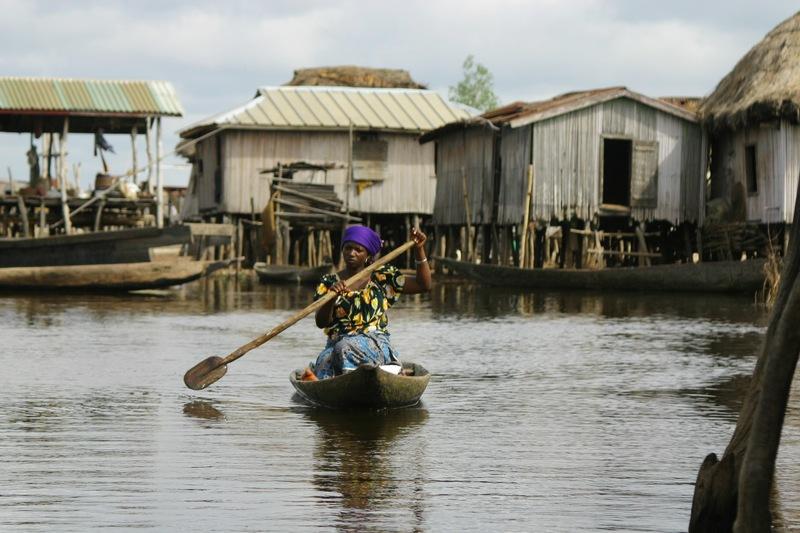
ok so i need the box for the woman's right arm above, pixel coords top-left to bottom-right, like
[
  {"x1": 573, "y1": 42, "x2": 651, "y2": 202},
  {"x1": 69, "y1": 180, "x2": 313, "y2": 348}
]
[{"x1": 314, "y1": 280, "x2": 347, "y2": 328}]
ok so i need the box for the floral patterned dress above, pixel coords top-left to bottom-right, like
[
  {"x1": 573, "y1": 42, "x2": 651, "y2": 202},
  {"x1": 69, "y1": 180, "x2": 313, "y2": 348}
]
[{"x1": 310, "y1": 265, "x2": 405, "y2": 379}]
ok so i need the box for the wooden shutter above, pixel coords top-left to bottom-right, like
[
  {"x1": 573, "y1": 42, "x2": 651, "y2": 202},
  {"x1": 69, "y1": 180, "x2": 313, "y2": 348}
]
[
  {"x1": 353, "y1": 138, "x2": 388, "y2": 181},
  {"x1": 631, "y1": 140, "x2": 658, "y2": 208}
]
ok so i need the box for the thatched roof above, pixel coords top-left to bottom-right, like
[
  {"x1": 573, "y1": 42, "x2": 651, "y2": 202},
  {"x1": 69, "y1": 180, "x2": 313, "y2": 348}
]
[
  {"x1": 285, "y1": 66, "x2": 426, "y2": 89},
  {"x1": 700, "y1": 11, "x2": 800, "y2": 130}
]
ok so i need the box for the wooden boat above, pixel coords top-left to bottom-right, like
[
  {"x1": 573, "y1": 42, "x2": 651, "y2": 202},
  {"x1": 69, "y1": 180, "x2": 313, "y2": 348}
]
[
  {"x1": 436, "y1": 256, "x2": 767, "y2": 293},
  {"x1": 290, "y1": 362, "x2": 430, "y2": 409},
  {"x1": 0, "y1": 259, "x2": 229, "y2": 291},
  {"x1": 254, "y1": 262, "x2": 333, "y2": 284},
  {"x1": 0, "y1": 226, "x2": 191, "y2": 268}
]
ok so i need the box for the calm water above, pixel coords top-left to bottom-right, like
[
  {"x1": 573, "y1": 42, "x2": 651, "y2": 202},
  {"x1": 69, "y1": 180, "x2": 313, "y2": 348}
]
[{"x1": 2, "y1": 276, "x2": 799, "y2": 532}]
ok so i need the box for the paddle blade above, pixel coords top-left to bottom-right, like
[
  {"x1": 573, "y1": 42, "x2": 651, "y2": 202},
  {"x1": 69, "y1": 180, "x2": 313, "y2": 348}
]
[{"x1": 184, "y1": 356, "x2": 228, "y2": 390}]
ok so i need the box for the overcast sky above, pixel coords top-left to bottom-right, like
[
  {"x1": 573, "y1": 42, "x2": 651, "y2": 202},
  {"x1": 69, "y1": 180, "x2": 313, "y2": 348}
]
[{"x1": 0, "y1": 0, "x2": 797, "y2": 187}]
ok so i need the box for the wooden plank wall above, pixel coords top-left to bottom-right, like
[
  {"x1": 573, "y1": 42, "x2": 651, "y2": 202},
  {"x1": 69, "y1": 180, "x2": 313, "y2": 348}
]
[
  {"x1": 785, "y1": 122, "x2": 800, "y2": 224},
  {"x1": 194, "y1": 130, "x2": 436, "y2": 216},
  {"x1": 710, "y1": 123, "x2": 791, "y2": 224},
  {"x1": 431, "y1": 126, "x2": 495, "y2": 225},
  {"x1": 497, "y1": 125, "x2": 531, "y2": 224},
  {"x1": 531, "y1": 105, "x2": 601, "y2": 221}
]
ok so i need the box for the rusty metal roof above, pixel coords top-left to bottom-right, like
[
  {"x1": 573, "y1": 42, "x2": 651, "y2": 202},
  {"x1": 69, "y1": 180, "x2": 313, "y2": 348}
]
[
  {"x1": 0, "y1": 77, "x2": 183, "y2": 116},
  {"x1": 420, "y1": 87, "x2": 698, "y2": 143},
  {"x1": 179, "y1": 86, "x2": 471, "y2": 138}
]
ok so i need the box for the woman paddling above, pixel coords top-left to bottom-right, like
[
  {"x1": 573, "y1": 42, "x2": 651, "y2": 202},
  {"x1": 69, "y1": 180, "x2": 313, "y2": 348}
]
[{"x1": 302, "y1": 225, "x2": 431, "y2": 380}]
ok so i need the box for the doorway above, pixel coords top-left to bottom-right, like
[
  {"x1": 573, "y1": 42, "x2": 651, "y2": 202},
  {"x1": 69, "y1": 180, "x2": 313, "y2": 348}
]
[{"x1": 602, "y1": 138, "x2": 632, "y2": 206}]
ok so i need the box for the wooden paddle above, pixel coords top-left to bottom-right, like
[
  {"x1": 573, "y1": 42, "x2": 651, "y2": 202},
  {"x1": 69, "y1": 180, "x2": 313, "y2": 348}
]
[{"x1": 183, "y1": 239, "x2": 417, "y2": 390}]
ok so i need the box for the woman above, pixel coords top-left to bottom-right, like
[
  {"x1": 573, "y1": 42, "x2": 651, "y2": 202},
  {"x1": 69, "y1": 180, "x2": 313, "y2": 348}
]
[{"x1": 303, "y1": 225, "x2": 431, "y2": 380}]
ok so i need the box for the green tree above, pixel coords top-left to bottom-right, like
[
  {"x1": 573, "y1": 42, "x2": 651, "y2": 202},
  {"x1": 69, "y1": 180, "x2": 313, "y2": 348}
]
[{"x1": 448, "y1": 54, "x2": 499, "y2": 112}]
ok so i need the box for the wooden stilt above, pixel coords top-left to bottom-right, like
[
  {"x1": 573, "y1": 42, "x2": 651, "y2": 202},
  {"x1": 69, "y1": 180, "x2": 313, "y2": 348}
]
[
  {"x1": 93, "y1": 199, "x2": 106, "y2": 231},
  {"x1": 16, "y1": 196, "x2": 30, "y2": 237},
  {"x1": 59, "y1": 118, "x2": 72, "y2": 234}
]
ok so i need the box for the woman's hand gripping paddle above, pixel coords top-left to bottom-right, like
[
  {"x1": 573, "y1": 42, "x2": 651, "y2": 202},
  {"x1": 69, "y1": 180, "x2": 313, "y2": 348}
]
[{"x1": 183, "y1": 240, "x2": 417, "y2": 390}]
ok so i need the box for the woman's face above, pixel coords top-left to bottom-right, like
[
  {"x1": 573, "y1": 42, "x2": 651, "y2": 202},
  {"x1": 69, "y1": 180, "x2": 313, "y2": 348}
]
[{"x1": 342, "y1": 241, "x2": 370, "y2": 268}]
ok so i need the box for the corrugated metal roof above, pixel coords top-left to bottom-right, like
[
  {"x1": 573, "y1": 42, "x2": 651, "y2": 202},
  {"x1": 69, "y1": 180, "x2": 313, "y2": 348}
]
[
  {"x1": 0, "y1": 77, "x2": 183, "y2": 116},
  {"x1": 420, "y1": 87, "x2": 698, "y2": 143},
  {"x1": 179, "y1": 86, "x2": 471, "y2": 138}
]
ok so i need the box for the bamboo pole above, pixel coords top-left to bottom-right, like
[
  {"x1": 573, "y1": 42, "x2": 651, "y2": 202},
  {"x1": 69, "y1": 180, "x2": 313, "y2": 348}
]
[{"x1": 519, "y1": 164, "x2": 534, "y2": 268}]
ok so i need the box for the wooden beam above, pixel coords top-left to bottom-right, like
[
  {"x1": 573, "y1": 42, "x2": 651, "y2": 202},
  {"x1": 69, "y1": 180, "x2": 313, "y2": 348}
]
[
  {"x1": 461, "y1": 166, "x2": 473, "y2": 262},
  {"x1": 131, "y1": 126, "x2": 138, "y2": 185},
  {"x1": 273, "y1": 197, "x2": 361, "y2": 221},
  {"x1": 156, "y1": 117, "x2": 163, "y2": 228},
  {"x1": 16, "y1": 195, "x2": 29, "y2": 237},
  {"x1": 272, "y1": 184, "x2": 342, "y2": 209},
  {"x1": 519, "y1": 164, "x2": 534, "y2": 267},
  {"x1": 59, "y1": 117, "x2": 72, "y2": 234}
]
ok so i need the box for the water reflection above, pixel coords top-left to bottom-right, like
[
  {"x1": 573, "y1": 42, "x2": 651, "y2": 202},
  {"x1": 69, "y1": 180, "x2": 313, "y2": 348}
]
[
  {"x1": 305, "y1": 407, "x2": 429, "y2": 532},
  {"x1": 182, "y1": 400, "x2": 225, "y2": 421},
  {"x1": 429, "y1": 281, "x2": 764, "y2": 323}
]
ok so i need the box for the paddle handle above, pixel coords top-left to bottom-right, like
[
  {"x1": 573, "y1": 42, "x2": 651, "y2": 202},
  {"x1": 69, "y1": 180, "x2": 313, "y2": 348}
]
[{"x1": 219, "y1": 239, "x2": 417, "y2": 366}]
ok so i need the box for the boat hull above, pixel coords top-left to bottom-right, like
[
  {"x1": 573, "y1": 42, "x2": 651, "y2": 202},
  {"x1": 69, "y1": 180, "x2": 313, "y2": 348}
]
[
  {"x1": 290, "y1": 362, "x2": 430, "y2": 409},
  {"x1": 0, "y1": 226, "x2": 191, "y2": 268},
  {"x1": 436, "y1": 256, "x2": 766, "y2": 293},
  {"x1": 0, "y1": 259, "x2": 229, "y2": 291}
]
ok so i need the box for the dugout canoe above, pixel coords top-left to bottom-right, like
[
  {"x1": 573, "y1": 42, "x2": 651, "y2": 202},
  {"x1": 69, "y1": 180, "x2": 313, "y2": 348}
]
[
  {"x1": 254, "y1": 263, "x2": 333, "y2": 284},
  {"x1": 436, "y1": 256, "x2": 767, "y2": 294},
  {"x1": 290, "y1": 362, "x2": 430, "y2": 409},
  {"x1": 0, "y1": 259, "x2": 230, "y2": 291}
]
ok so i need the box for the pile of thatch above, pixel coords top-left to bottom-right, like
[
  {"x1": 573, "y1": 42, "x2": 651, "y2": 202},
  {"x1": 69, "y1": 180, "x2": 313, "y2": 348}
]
[
  {"x1": 285, "y1": 66, "x2": 426, "y2": 89},
  {"x1": 700, "y1": 11, "x2": 800, "y2": 130}
]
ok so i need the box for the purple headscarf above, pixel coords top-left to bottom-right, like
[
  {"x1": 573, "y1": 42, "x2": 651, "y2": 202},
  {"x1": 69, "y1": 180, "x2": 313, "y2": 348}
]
[{"x1": 342, "y1": 225, "x2": 382, "y2": 257}]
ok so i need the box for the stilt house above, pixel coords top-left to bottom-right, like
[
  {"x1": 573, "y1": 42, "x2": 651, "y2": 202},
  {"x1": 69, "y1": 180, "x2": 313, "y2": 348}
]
[
  {"x1": 178, "y1": 84, "x2": 469, "y2": 264},
  {"x1": 700, "y1": 11, "x2": 800, "y2": 227},
  {"x1": 421, "y1": 87, "x2": 704, "y2": 265}
]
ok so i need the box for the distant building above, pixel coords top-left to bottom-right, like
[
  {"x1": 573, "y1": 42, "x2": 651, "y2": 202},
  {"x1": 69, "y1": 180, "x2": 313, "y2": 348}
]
[{"x1": 700, "y1": 11, "x2": 800, "y2": 225}]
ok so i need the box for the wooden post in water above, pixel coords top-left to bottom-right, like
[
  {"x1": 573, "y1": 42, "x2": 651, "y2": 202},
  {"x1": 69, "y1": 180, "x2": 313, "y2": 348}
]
[
  {"x1": 43, "y1": 133, "x2": 51, "y2": 185},
  {"x1": 461, "y1": 166, "x2": 473, "y2": 262},
  {"x1": 131, "y1": 126, "x2": 138, "y2": 185},
  {"x1": 156, "y1": 117, "x2": 164, "y2": 228},
  {"x1": 16, "y1": 195, "x2": 30, "y2": 237},
  {"x1": 38, "y1": 198, "x2": 47, "y2": 237},
  {"x1": 145, "y1": 117, "x2": 153, "y2": 193},
  {"x1": 59, "y1": 117, "x2": 72, "y2": 234},
  {"x1": 519, "y1": 164, "x2": 534, "y2": 268}
]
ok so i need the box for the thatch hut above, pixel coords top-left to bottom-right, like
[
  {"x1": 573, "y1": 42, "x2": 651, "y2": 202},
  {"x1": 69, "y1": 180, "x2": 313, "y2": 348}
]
[{"x1": 700, "y1": 11, "x2": 800, "y2": 226}]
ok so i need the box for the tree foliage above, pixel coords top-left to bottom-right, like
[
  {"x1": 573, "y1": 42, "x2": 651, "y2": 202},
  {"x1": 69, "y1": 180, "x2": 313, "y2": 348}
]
[{"x1": 448, "y1": 54, "x2": 499, "y2": 112}]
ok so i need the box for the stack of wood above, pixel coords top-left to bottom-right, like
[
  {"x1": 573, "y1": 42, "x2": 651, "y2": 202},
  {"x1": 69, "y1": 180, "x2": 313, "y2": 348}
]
[{"x1": 262, "y1": 177, "x2": 360, "y2": 267}]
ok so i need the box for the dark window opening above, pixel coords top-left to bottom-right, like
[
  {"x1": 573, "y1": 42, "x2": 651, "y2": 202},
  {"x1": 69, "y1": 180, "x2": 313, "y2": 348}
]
[
  {"x1": 602, "y1": 138, "x2": 632, "y2": 206},
  {"x1": 745, "y1": 144, "x2": 758, "y2": 194}
]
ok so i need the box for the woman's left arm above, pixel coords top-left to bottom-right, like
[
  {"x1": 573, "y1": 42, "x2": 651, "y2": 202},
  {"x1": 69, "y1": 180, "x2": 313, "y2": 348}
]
[{"x1": 402, "y1": 227, "x2": 432, "y2": 294}]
